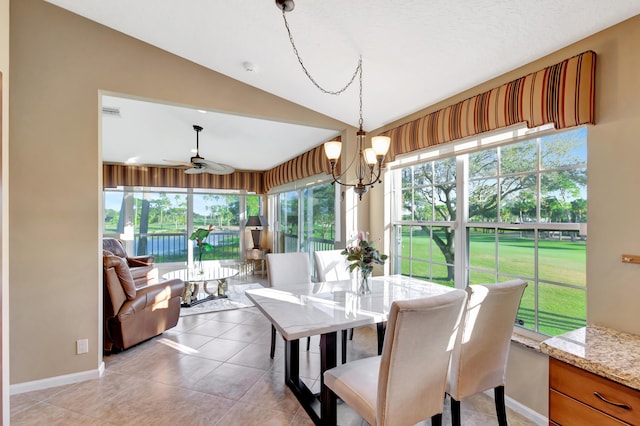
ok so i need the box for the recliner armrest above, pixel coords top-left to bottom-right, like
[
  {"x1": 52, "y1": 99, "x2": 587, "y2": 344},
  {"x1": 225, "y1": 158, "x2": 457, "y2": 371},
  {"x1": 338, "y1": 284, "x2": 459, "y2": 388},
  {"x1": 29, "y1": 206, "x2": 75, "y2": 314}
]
[
  {"x1": 117, "y1": 279, "x2": 183, "y2": 318},
  {"x1": 127, "y1": 255, "x2": 156, "y2": 267}
]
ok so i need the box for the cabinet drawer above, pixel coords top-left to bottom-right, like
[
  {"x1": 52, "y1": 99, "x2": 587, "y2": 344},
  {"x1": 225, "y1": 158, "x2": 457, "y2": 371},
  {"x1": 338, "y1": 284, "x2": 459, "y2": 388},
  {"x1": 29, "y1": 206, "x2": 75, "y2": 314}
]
[
  {"x1": 550, "y1": 389, "x2": 627, "y2": 425},
  {"x1": 550, "y1": 358, "x2": 640, "y2": 424}
]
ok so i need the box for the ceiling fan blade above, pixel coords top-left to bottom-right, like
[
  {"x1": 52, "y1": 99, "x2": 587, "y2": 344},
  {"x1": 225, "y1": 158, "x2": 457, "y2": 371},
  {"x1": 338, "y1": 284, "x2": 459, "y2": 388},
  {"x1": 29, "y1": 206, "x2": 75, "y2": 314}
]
[
  {"x1": 164, "y1": 159, "x2": 195, "y2": 168},
  {"x1": 204, "y1": 162, "x2": 235, "y2": 175},
  {"x1": 184, "y1": 166, "x2": 206, "y2": 175}
]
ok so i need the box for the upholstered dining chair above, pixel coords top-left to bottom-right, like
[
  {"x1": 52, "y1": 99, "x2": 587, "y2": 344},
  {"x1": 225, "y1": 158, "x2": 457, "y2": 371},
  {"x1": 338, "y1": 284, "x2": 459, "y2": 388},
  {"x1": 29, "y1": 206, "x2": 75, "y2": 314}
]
[
  {"x1": 313, "y1": 249, "x2": 351, "y2": 282},
  {"x1": 446, "y1": 279, "x2": 527, "y2": 426},
  {"x1": 324, "y1": 289, "x2": 468, "y2": 426},
  {"x1": 266, "y1": 252, "x2": 312, "y2": 359},
  {"x1": 313, "y1": 249, "x2": 358, "y2": 363},
  {"x1": 314, "y1": 249, "x2": 386, "y2": 361}
]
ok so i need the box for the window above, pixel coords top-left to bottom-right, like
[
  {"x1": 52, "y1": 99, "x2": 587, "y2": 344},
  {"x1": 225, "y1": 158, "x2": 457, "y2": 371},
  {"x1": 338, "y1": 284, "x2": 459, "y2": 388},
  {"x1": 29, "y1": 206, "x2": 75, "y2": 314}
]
[
  {"x1": 270, "y1": 180, "x2": 337, "y2": 276},
  {"x1": 392, "y1": 126, "x2": 587, "y2": 336},
  {"x1": 103, "y1": 187, "x2": 259, "y2": 264}
]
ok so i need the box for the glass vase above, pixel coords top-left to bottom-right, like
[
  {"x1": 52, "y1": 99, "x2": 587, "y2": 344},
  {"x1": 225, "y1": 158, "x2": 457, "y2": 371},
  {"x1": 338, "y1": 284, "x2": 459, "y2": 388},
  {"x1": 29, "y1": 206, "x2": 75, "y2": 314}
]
[{"x1": 358, "y1": 269, "x2": 371, "y2": 295}]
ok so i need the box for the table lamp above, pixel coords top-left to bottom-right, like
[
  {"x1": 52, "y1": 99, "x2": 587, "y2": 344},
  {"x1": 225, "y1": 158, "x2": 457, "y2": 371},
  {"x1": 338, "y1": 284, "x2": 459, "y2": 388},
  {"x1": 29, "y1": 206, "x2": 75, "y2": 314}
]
[{"x1": 246, "y1": 215, "x2": 268, "y2": 249}]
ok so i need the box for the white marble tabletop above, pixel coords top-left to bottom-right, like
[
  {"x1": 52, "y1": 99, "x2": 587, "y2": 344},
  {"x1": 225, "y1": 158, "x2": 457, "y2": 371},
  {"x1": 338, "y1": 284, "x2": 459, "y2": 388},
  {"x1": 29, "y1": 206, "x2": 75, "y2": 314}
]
[{"x1": 245, "y1": 274, "x2": 456, "y2": 341}]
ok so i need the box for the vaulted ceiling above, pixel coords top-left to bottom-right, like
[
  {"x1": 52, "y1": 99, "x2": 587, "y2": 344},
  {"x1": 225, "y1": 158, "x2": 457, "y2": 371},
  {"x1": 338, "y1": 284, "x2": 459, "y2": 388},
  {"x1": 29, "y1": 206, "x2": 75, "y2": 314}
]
[{"x1": 46, "y1": 0, "x2": 640, "y2": 171}]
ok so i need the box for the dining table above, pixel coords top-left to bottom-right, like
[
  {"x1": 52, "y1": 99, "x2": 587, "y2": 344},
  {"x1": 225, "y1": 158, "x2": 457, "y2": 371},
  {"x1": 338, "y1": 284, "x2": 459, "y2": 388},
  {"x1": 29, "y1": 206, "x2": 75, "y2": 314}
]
[{"x1": 245, "y1": 274, "x2": 456, "y2": 425}]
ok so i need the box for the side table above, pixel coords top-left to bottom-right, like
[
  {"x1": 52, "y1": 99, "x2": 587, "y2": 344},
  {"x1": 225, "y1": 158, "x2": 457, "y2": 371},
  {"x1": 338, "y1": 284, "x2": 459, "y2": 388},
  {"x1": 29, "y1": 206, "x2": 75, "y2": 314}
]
[{"x1": 245, "y1": 248, "x2": 269, "y2": 277}]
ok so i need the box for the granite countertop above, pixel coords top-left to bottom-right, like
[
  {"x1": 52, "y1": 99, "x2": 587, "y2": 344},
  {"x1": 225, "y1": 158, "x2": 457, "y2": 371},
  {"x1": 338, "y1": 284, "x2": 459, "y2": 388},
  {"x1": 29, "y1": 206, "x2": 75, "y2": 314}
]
[{"x1": 540, "y1": 325, "x2": 640, "y2": 391}]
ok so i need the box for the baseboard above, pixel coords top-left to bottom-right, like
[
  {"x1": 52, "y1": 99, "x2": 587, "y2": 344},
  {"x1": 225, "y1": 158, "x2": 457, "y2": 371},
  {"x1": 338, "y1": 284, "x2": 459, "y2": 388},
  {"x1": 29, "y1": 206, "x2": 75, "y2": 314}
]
[
  {"x1": 483, "y1": 389, "x2": 548, "y2": 426},
  {"x1": 10, "y1": 361, "x2": 105, "y2": 395}
]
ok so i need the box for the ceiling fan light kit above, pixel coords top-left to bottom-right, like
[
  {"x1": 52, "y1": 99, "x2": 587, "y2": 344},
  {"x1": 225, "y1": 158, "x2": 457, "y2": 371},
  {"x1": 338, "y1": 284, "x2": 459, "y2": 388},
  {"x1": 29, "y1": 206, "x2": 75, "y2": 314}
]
[
  {"x1": 275, "y1": 0, "x2": 390, "y2": 200},
  {"x1": 164, "y1": 125, "x2": 234, "y2": 175}
]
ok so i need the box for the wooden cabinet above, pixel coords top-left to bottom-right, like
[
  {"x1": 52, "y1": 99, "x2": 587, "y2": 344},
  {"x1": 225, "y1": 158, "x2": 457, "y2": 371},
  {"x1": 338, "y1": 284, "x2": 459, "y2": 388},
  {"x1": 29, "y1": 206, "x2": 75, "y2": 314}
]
[{"x1": 549, "y1": 358, "x2": 640, "y2": 425}]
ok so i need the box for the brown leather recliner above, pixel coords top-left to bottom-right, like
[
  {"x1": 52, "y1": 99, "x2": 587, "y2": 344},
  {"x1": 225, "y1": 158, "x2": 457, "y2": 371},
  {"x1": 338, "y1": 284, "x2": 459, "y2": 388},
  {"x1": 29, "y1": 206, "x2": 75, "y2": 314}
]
[
  {"x1": 103, "y1": 253, "x2": 184, "y2": 352},
  {"x1": 102, "y1": 238, "x2": 158, "y2": 286}
]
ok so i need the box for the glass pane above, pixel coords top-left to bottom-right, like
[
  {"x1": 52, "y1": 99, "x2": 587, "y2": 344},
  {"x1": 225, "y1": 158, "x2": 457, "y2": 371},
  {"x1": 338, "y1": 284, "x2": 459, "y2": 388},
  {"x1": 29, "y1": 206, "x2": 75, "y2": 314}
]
[
  {"x1": 500, "y1": 139, "x2": 536, "y2": 174},
  {"x1": 280, "y1": 191, "x2": 298, "y2": 252},
  {"x1": 431, "y1": 226, "x2": 453, "y2": 265},
  {"x1": 401, "y1": 188, "x2": 414, "y2": 221},
  {"x1": 540, "y1": 169, "x2": 587, "y2": 223},
  {"x1": 301, "y1": 183, "x2": 335, "y2": 254},
  {"x1": 400, "y1": 256, "x2": 411, "y2": 276},
  {"x1": 498, "y1": 229, "x2": 535, "y2": 279},
  {"x1": 398, "y1": 225, "x2": 411, "y2": 258},
  {"x1": 541, "y1": 128, "x2": 587, "y2": 170},
  {"x1": 411, "y1": 226, "x2": 430, "y2": 261},
  {"x1": 468, "y1": 178, "x2": 498, "y2": 222},
  {"x1": 413, "y1": 163, "x2": 432, "y2": 186},
  {"x1": 412, "y1": 186, "x2": 433, "y2": 221},
  {"x1": 538, "y1": 283, "x2": 586, "y2": 336},
  {"x1": 400, "y1": 166, "x2": 412, "y2": 188},
  {"x1": 469, "y1": 270, "x2": 497, "y2": 285},
  {"x1": 500, "y1": 175, "x2": 537, "y2": 222},
  {"x1": 433, "y1": 157, "x2": 456, "y2": 183},
  {"x1": 434, "y1": 185, "x2": 456, "y2": 221},
  {"x1": 539, "y1": 232, "x2": 586, "y2": 286},
  {"x1": 431, "y1": 263, "x2": 454, "y2": 287},
  {"x1": 469, "y1": 148, "x2": 497, "y2": 178},
  {"x1": 410, "y1": 259, "x2": 430, "y2": 281},
  {"x1": 104, "y1": 191, "x2": 124, "y2": 233},
  {"x1": 246, "y1": 195, "x2": 260, "y2": 217},
  {"x1": 134, "y1": 192, "x2": 188, "y2": 261},
  {"x1": 193, "y1": 194, "x2": 240, "y2": 261},
  {"x1": 515, "y1": 283, "x2": 535, "y2": 331},
  {"x1": 468, "y1": 227, "x2": 496, "y2": 271}
]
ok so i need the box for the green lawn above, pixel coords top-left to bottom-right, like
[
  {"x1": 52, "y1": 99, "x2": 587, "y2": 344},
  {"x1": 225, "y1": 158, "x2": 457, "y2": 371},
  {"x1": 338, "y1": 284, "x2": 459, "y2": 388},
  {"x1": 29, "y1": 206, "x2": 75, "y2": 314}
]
[{"x1": 400, "y1": 229, "x2": 586, "y2": 336}]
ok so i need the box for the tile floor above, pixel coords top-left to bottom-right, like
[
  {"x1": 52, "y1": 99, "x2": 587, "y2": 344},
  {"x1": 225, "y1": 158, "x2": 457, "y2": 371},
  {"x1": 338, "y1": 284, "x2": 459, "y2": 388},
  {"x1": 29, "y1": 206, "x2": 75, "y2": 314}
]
[{"x1": 10, "y1": 277, "x2": 539, "y2": 425}]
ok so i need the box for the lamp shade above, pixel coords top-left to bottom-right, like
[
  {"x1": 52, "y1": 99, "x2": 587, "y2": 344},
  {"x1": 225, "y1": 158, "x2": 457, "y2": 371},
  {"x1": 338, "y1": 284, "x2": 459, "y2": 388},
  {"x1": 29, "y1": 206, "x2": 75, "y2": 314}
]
[
  {"x1": 324, "y1": 140, "x2": 342, "y2": 161},
  {"x1": 371, "y1": 135, "x2": 391, "y2": 156},
  {"x1": 363, "y1": 148, "x2": 377, "y2": 165},
  {"x1": 246, "y1": 215, "x2": 268, "y2": 228}
]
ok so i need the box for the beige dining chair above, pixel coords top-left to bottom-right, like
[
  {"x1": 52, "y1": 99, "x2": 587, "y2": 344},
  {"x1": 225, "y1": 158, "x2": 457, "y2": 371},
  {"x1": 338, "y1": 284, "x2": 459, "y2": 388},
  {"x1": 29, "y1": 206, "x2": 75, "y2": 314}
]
[
  {"x1": 446, "y1": 279, "x2": 527, "y2": 426},
  {"x1": 266, "y1": 252, "x2": 312, "y2": 359},
  {"x1": 313, "y1": 249, "x2": 357, "y2": 363},
  {"x1": 313, "y1": 249, "x2": 387, "y2": 362},
  {"x1": 324, "y1": 289, "x2": 468, "y2": 426},
  {"x1": 313, "y1": 249, "x2": 351, "y2": 282}
]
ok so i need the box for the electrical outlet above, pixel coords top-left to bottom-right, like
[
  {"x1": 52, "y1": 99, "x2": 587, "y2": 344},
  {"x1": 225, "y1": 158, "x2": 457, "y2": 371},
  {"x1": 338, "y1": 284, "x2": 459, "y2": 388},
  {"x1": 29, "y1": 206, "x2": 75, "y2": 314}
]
[{"x1": 76, "y1": 339, "x2": 89, "y2": 354}]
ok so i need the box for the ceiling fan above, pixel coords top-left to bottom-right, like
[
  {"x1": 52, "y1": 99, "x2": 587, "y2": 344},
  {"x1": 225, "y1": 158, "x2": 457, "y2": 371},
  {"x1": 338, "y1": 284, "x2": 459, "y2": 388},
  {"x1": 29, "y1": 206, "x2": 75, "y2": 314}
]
[{"x1": 164, "y1": 125, "x2": 235, "y2": 175}]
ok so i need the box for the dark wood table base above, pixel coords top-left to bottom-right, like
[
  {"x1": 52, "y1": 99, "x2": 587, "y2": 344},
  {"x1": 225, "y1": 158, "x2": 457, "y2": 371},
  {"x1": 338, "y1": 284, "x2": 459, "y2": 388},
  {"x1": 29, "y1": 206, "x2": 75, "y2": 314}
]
[{"x1": 284, "y1": 332, "x2": 338, "y2": 425}]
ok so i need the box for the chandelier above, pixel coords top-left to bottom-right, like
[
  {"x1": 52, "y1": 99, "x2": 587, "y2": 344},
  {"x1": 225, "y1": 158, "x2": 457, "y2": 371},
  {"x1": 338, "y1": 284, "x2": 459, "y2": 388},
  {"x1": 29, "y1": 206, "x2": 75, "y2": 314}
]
[{"x1": 275, "y1": 0, "x2": 391, "y2": 200}]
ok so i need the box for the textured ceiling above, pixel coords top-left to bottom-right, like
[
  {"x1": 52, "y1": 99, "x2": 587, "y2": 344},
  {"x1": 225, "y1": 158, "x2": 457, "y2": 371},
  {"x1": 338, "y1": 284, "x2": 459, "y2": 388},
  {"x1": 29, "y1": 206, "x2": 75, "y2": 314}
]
[{"x1": 45, "y1": 0, "x2": 640, "y2": 171}]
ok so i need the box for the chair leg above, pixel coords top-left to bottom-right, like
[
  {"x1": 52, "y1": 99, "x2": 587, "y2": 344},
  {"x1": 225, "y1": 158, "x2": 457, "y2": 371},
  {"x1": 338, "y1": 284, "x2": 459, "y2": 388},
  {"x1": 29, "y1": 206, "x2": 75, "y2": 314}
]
[
  {"x1": 376, "y1": 322, "x2": 386, "y2": 355},
  {"x1": 450, "y1": 396, "x2": 461, "y2": 426},
  {"x1": 495, "y1": 385, "x2": 508, "y2": 426},
  {"x1": 349, "y1": 327, "x2": 354, "y2": 340},
  {"x1": 270, "y1": 325, "x2": 276, "y2": 359},
  {"x1": 341, "y1": 329, "x2": 348, "y2": 364},
  {"x1": 431, "y1": 413, "x2": 442, "y2": 426}
]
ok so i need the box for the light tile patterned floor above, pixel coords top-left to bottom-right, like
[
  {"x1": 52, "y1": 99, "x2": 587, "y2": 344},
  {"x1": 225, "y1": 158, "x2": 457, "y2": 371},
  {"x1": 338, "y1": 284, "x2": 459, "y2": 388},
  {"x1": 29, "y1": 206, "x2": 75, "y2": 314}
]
[{"x1": 10, "y1": 277, "x2": 539, "y2": 425}]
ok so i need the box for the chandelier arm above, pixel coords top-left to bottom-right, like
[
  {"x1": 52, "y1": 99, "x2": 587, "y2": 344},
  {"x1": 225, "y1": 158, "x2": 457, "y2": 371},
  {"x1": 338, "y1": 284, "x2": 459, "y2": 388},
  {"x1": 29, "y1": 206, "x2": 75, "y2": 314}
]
[{"x1": 281, "y1": 9, "x2": 362, "y2": 96}]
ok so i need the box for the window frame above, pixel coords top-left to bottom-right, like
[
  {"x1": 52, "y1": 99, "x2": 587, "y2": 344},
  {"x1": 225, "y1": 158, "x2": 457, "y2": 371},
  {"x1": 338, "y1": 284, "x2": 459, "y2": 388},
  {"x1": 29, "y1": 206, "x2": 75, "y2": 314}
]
[{"x1": 389, "y1": 124, "x2": 587, "y2": 336}]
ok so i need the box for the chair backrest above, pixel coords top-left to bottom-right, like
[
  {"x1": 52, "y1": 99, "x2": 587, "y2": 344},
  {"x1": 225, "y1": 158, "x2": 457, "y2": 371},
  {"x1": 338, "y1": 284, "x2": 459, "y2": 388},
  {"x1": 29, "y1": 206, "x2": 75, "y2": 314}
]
[
  {"x1": 103, "y1": 237, "x2": 128, "y2": 259},
  {"x1": 446, "y1": 279, "x2": 527, "y2": 400},
  {"x1": 313, "y1": 249, "x2": 351, "y2": 282},
  {"x1": 266, "y1": 252, "x2": 311, "y2": 287},
  {"x1": 377, "y1": 289, "x2": 467, "y2": 426}
]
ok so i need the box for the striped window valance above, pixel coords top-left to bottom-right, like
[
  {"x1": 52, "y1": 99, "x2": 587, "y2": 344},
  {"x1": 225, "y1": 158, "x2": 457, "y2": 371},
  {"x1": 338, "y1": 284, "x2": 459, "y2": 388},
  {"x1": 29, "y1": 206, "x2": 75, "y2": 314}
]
[
  {"x1": 103, "y1": 164, "x2": 265, "y2": 193},
  {"x1": 263, "y1": 137, "x2": 341, "y2": 193},
  {"x1": 381, "y1": 51, "x2": 596, "y2": 162}
]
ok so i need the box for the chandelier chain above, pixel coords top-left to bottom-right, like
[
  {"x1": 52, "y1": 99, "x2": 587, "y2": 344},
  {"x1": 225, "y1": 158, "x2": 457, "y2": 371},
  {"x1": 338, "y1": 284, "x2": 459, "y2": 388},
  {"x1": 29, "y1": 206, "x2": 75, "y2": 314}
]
[{"x1": 281, "y1": 9, "x2": 363, "y2": 122}]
